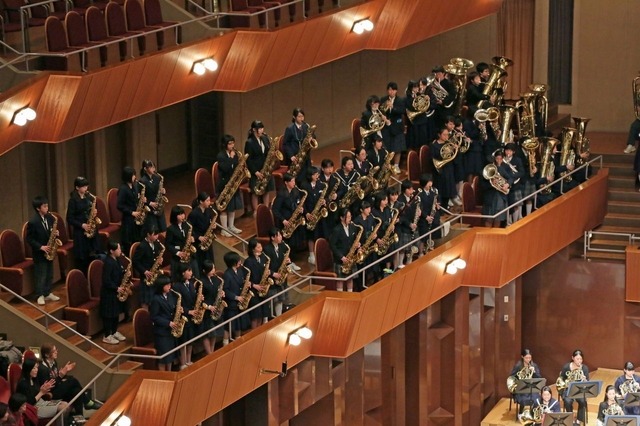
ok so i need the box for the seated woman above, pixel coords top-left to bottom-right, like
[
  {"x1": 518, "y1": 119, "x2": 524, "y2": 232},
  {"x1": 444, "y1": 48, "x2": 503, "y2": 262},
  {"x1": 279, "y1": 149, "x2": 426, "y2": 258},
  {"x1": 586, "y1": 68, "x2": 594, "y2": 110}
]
[
  {"x1": 38, "y1": 343, "x2": 102, "y2": 414},
  {"x1": 17, "y1": 358, "x2": 68, "y2": 419}
]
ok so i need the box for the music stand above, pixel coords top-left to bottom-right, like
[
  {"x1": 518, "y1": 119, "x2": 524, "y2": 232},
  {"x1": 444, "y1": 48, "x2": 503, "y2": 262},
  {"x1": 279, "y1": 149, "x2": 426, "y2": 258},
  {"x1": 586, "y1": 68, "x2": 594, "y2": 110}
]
[
  {"x1": 542, "y1": 412, "x2": 573, "y2": 426},
  {"x1": 604, "y1": 415, "x2": 640, "y2": 426},
  {"x1": 514, "y1": 378, "x2": 546, "y2": 401},
  {"x1": 625, "y1": 392, "x2": 640, "y2": 408},
  {"x1": 566, "y1": 380, "x2": 603, "y2": 426}
]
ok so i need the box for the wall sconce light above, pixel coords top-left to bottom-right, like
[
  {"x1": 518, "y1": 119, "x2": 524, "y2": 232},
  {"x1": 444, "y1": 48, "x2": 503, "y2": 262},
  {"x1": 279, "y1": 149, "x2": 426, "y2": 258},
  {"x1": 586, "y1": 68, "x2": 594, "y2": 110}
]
[
  {"x1": 445, "y1": 257, "x2": 467, "y2": 275},
  {"x1": 12, "y1": 107, "x2": 36, "y2": 126},
  {"x1": 352, "y1": 18, "x2": 374, "y2": 35},
  {"x1": 288, "y1": 326, "x2": 313, "y2": 346},
  {"x1": 192, "y1": 58, "x2": 219, "y2": 75}
]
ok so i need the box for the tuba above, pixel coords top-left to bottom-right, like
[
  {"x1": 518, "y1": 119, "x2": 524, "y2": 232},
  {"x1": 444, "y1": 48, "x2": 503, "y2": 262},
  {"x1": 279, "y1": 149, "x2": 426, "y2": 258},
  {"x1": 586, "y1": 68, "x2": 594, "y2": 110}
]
[
  {"x1": 215, "y1": 150, "x2": 251, "y2": 212},
  {"x1": 199, "y1": 207, "x2": 219, "y2": 251},
  {"x1": 44, "y1": 214, "x2": 62, "y2": 262},
  {"x1": 483, "y1": 163, "x2": 510, "y2": 194},
  {"x1": 516, "y1": 91, "x2": 538, "y2": 140},
  {"x1": 254, "y1": 136, "x2": 284, "y2": 196},
  {"x1": 572, "y1": 117, "x2": 591, "y2": 166},
  {"x1": 559, "y1": 127, "x2": 577, "y2": 182},
  {"x1": 432, "y1": 139, "x2": 459, "y2": 173},
  {"x1": 282, "y1": 187, "x2": 308, "y2": 239},
  {"x1": 539, "y1": 137, "x2": 560, "y2": 195},
  {"x1": 360, "y1": 109, "x2": 386, "y2": 140},
  {"x1": 498, "y1": 104, "x2": 518, "y2": 146},
  {"x1": 134, "y1": 181, "x2": 150, "y2": 226},
  {"x1": 237, "y1": 266, "x2": 254, "y2": 311},
  {"x1": 478, "y1": 56, "x2": 513, "y2": 108},
  {"x1": 529, "y1": 84, "x2": 549, "y2": 134},
  {"x1": 445, "y1": 58, "x2": 473, "y2": 117},
  {"x1": 306, "y1": 182, "x2": 329, "y2": 231},
  {"x1": 341, "y1": 224, "x2": 364, "y2": 275},
  {"x1": 84, "y1": 192, "x2": 102, "y2": 238},
  {"x1": 116, "y1": 255, "x2": 134, "y2": 302},
  {"x1": 170, "y1": 289, "x2": 188, "y2": 338},
  {"x1": 288, "y1": 124, "x2": 318, "y2": 178},
  {"x1": 406, "y1": 94, "x2": 431, "y2": 123},
  {"x1": 521, "y1": 138, "x2": 541, "y2": 177}
]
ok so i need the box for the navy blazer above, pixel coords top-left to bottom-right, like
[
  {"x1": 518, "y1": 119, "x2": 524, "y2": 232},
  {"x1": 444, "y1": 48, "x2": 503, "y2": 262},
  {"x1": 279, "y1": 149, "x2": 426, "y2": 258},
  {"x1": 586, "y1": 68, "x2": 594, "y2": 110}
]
[
  {"x1": 150, "y1": 291, "x2": 178, "y2": 336},
  {"x1": 26, "y1": 213, "x2": 55, "y2": 262}
]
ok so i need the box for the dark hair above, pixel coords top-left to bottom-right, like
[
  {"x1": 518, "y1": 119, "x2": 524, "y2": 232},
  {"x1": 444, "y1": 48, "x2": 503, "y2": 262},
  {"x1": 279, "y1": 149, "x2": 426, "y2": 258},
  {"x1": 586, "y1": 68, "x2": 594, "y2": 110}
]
[
  {"x1": 401, "y1": 180, "x2": 412, "y2": 191},
  {"x1": 307, "y1": 166, "x2": 320, "y2": 181},
  {"x1": 0, "y1": 402, "x2": 7, "y2": 418},
  {"x1": 444, "y1": 115, "x2": 455, "y2": 125},
  {"x1": 365, "y1": 95, "x2": 380, "y2": 111},
  {"x1": 221, "y1": 134, "x2": 236, "y2": 150},
  {"x1": 32, "y1": 195, "x2": 48, "y2": 211},
  {"x1": 604, "y1": 384, "x2": 616, "y2": 401},
  {"x1": 268, "y1": 227, "x2": 281, "y2": 239},
  {"x1": 624, "y1": 361, "x2": 635, "y2": 371},
  {"x1": 541, "y1": 385, "x2": 551, "y2": 395},
  {"x1": 143, "y1": 224, "x2": 159, "y2": 237},
  {"x1": 467, "y1": 71, "x2": 480, "y2": 85},
  {"x1": 321, "y1": 159, "x2": 334, "y2": 169},
  {"x1": 74, "y1": 176, "x2": 89, "y2": 188},
  {"x1": 169, "y1": 206, "x2": 185, "y2": 224},
  {"x1": 8, "y1": 393, "x2": 27, "y2": 413},
  {"x1": 476, "y1": 62, "x2": 489, "y2": 74},
  {"x1": 248, "y1": 238, "x2": 260, "y2": 255},
  {"x1": 341, "y1": 156, "x2": 353, "y2": 168},
  {"x1": 453, "y1": 116, "x2": 463, "y2": 127},
  {"x1": 194, "y1": 191, "x2": 210, "y2": 207},
  {"x1": 154, "y1": 274, "x2": 171, "y2": 293},
  {"x1": 419, "y1": 174, "x2": 433, "y2": 187},
  {"x1": 572, "y1": 349, "x2": 583, "y2": 358},
  {"x1": 291, "y1": 108, "x2": 304, "y2": 122},
  {"x1": 437, "y1": 127, "x2": 449, "y2": 138},
  {"x1": 141, "y1": 160, "x2": 155, "y2": 176},
  {"x1": 40, "y1": 343, "x2": 55, "y2": 360},
  {"x1": 386, "y1": 186, "x2": 399, "y2": 196},
  {"x1": 386, "y1": 81, "x2": 398, "y2": 90},
  {"x1": 121, "y1": 166, "x2": 136, "y2": 184},
  {"x1": 359, "y1": 200, "x2": 371, "y2": 211},
  {"x1": 21, "y1": 358, "x2": 38, "y2": 380},
  {"x1": 249, "y1": 120, "x2": 265, "y2": 138},
  {"x1": 373, "y1": 134, "x2": 383, "y2": 143},
  {"x1": 202, "y1": 259, "x2": 215, "y2": 275},
  {"x1": 283, "y1": 173, "x2": 295, "y2": 183},
  {"x1": 405, "y1": 79, "x2": 418, "y2": 97},
  {"x1": 107, "y1": 240, "x2": 120, "y2": 253},
  {"x1": 224, "y1": 251, "x2": 242, "y2": 268},
  {"x1": 521, "y1": 348, "x2": 532, "y2": 357},
  {"x1": 338, "y1": 207, "x2": 350, "y2": 220},
  {"x1": 373, "y1": 191, "x2": 387, "y2": 210},
  {"x1": 432, "y1": 65, "x2": 445, "y2": 73},
  {"x1": 177, "y1": 262, "x2": 192, "y2": 277}
]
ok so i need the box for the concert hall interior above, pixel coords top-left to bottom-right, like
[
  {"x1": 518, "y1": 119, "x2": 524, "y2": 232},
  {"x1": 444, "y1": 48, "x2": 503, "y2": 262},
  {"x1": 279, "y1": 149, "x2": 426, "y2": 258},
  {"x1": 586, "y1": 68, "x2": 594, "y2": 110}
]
[{"x1": 1, "y1": 0, "x2": 640, "y2": 425}]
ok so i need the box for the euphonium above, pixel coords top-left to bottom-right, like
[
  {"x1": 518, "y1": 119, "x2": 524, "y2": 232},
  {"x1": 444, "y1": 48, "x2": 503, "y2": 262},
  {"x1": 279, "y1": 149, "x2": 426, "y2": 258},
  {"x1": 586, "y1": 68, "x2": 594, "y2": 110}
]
[
  {"x1": 44, "y1": 214, "x2": 62, "y2": 262},
  {"x1": 154, "y1": 173, "x2": 168, "y2": 216},
  {"x1": 341, "y1": 224, "x2": 364, "y2": 275},
  {"x1": 516, "y1": 91, "x2": 538, "y2": 139},
  {"x1": 559, "y1": 127, "x2": 577, "y2": 183},
  {"x1": 529, "y1": 84, "x2": 549, "y2": 133},
  {"x1": 255, "y1": 136, "x2": 284, "y2": 196},
  {"x1": 145, "y1": 242, "x2": 165, "y2": 286},
  {"x1": 170, "y1": 289, "x2": 188, "y2": 338},
  {"x1": 445, "y1": 59, "x2": 473, "y2": 116},
  {"x1": 84, "y1": 192, "x2": 102, "y2": 238},
  {"x1": 521, "y1": 138, "x2": 541, "y2": 177},
  {"x1": 117, "y1": 254, "x2": 134, "y2": 302},
  {"x1": 356, "y1": 216, "x2": 382, "y2": 264},
  {"x1": 572, "y1": 117, "x2": 591, "y2": 166},
  {"x1": 339, "y1": 175, "x2": 366, "y2": 209},
  {"x1": 474, "y1": 108, "x2": 499, "y2": 142},
  {"x1": 432, "y1": 139, "x2": 459, "y2": 173},
  {"x1": 257, "y1": 255, "x2": 274, "y2": 297},
  {"x1": 191, "y1": 278, "x2": 206, "y2": 325},
  {"x1": 237, "y1": 266, "x2": 254, "y2": 311},
  {"x1": 215, "y1": 150, "x2": 251, "y2": 211},
  {"x1": 483, "y1": 163, "x2": 510, "y2": 195},
  {"x1": 288, "y1": 124, "x2": 318, "y2": 178},
  {"x1": 498, "y1": 104, "x2": 518, "y2": 145},
  {"x1": 273, "y1": 242, "x2": 291, "y2": 286},
  {"x1": 306, "y1": 182, "x2": 329, "y2": 231},
  {"x1": 134, "y1": 181, "x2": 150, "y2": 226},
  {"x1": 360, "y1": 109, "x2": 386, "y2": 140},
  {"x1": 375, "y1": 207, "x2": 400, "y2": 255},
  {"x1": 539, "y1": 137, "x2": 560, "y2": 195},
  {"x1": 199, "y1": 207, "x2": 219, "y2": 251},
  {"x1": 282, "y1": 187, "x2": 308, "y2": 239},
  {"x1": 180, "y1": 222, "x2": 197, "y2": 264},
  {"x1": 375, "y1": 151, "x2": 395, "y2": 189},
  {"x1": 406, "y1": 93, "x2": 431, "y2": 123}
]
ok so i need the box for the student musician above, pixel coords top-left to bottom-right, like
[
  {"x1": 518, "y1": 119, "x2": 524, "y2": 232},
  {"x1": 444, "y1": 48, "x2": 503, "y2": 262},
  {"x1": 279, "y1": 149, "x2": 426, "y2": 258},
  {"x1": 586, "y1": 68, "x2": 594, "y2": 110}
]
[
  {"x1": 132, "y1": 224, "x2": 162, "y2": 309},
  {"x1": 353, "y1": 200, "x2": 380, "y2": 287},
  {"x1": 245, "y1": 120, "x2": 275, "y2": 213},
  {"x1": 329, "y1": 208, "x2": 360, "y2": 292},
  {"x1": 282, "y1": 107, "x2": 314, "y2": 184},
  {"x1": 166, "y1": 206, "x2": 199, "y2": 282},
  {"x1": 380, "y1": 82, "x2": 406, "y2": 175},
  {"x1": 243, "y1": 239, "x2": 271, "y2": 329},
  {"x1": 216, "y1": 134, "x2": 244, "y2": 236},
  {"x1": 117, "y1": 166, "x2": 143, "y2": 257},
  {"x1": 150, "y1": 275, "x2": 178, "y2": 371},
  {"x1": 335, "y1": 156, "x2": 361, "y2": 215},
  {"x1": 301, "y1": 167, "x2": 326, "y2": 265},
  {"x1": 319, "y1": 159, "x2": 340, "y2": 235},
  {"x1": 360, "y1": 95, "x2": 387, "y2": 150},
  {"x1": 559, "y1": 349, "x2": 590, "y2": 425},
  {"x1": 222, "y1": 251, "x2": 250, "y2": 345},
  {"x1": 172, "y1": 263, "x2": 197, "y2": 369},
  {"x1": 417, "y1": 174, "x2": 441, "y2": 253},
  {"x1": 481, "y1": 149, "x2": 513, "y2": 228},
  {"x1": 100, "y1": 241, "x2": 126, "y2": 345},
  {"x1": 26, "y1": 196, "x2": 60, "y2": 306},
  {"x1": 503, "y1": 143, "x2": 525, "y2": 225},
  {"x1": 532, "y1": 386, "x2": 560, "y2": 425},
  {"x1": 431, "y1": 127, "x2": 457, "y2": 210},
  {"x1": 263, "y1": 227, "x2": 290, "y2": 317},
  {"x1": 614, "y1": 361, "x2": 640, "y2": 415},
  {"x1": 139, "y1": 160, "x2": 167, "y2": 232},
  {"x1": 272, "y1": 173, "x2": 304, "y2": 268},
  {"x1": 372, "y1": 191, "x2": 396, "y2": 274},
  {"x1": 367, "y1": 135, "x2": 388, "y2": 174},
  {"x1": 509, "y1": 348, "x2": 542, "y2": 420},
  {"x1": 598, "y1": 385, "x2": 624, "y2": 426},
  {"x1": 396, "y1": 180, "x2": 418, "y2": 267},
  {"x1": 188, "y1": 192, "x2": 216, "y2": 272},
  {"x1": 199, "y1": 260, "x2": 224, "y2": 355}
]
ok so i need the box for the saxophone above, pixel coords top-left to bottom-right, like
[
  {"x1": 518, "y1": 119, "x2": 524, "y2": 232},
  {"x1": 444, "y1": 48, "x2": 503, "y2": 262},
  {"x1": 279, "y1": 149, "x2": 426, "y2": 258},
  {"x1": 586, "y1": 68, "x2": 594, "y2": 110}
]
[
  {"x1": 281, "y1": 187, "x2": 308, "y2": 239},
  {"x1": 44, "y1": 214, "x2": 62, "y2": 262},
  {"x1": 170, "y1": 289, "x2": 188, "y2": 338},
  {"x1": 254, "y1": 136, "x2": 284, "y2": 196},
  {"x1": 237, "y1": 266, "x2": 254, "y2": 311},
  {"x1": 325, "y1": 177, "x2": 340, "y2": 212},
  {"x1": 288, "y1": 124, "x2": 318, "y2": 178},
  {"x1": 211, "y1": 278, "x2": 227, "y2": 321},
  {"x1": 375, "y1": 151, "x2": 395, "y2": 189},
  {"x1": 84, "y1": 192, "x2": 102, "y2": 238},
  {"x1": 362, "y1": 164, "x2": 381, "y2": 198},
  {"x1": 153, "y1": 173, "x2": 168, "y2": 217},
  {"x1": 425, "y1": 188, "x2": 439, "y2": 251},
  {"x1": 191, "y1": 278, "x2": 206, "y2": 325},
  {"x1": 356, "y1": 217, "x2": 382, "y2": 263},
  {"x1": 409, "y1": 194, "x2": 422, "y2": 255},
  {"x1": 215, "y1": 150, "x2": 251, "y2": 211},
  {"x1": 145, "y1": 242, "x2": 165, "y2": 286},
  {"x1": 376, "y1": 208, "x2": 400, "y2": 255},
  {"x1": 341, "y1": 224, "x2": 364, "y2": 275},
  {"x1": 199, "y1": 207, "x2": 219, "y2": 251},
  {"x1": 117, "y1": 255, "x2": 134, "y2": 302},
  {"x1": 273, "y1": 243, "x2": 291, "y2": 286},
  {"x1": 338, "y1": 175, "x2": 366, "y2": 209},
  {"x1": 134, "y1": 181, "x2": 150, "y2": 226},
  {"x1": 306, "y1": 182, "x2": 329, "y2": 231},
  {"x1": 179, "y1": 223, "x2": 197, "y2": 264},
  {"x1": 256, "y1": 255, "x2": 274, "y2": 297}
]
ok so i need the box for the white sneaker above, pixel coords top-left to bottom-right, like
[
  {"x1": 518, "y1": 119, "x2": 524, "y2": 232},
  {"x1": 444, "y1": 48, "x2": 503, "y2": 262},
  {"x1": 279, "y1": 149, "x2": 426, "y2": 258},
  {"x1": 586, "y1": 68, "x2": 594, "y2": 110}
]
[
  {"x1": 112, "y1": 331, "x2": 126, "y2": 341},
  {"x1": 45, "y1": 293, "x2": 60, "y2": 301},
  {"x1": 307, "y1": 253, "x2": 316, "y2": 265},
  {"x1": 392, "y1": 165, "x2": 401, "y2": 175},
  {"x1": 453, "y1": 196, "x2": 462, "y2": 206},
  {"x1": 37, "y1": 296, "x2": 45, "y2": 305},
  {"x1": 102, "y1": 335, "x2": 119, "y2": 345},
  {"x1": 221, "y1": 230, "x2": 232, "y2": 237},
  {"x1": 624, "y1": 145, "x2": 637, "y2": 154},
  {"x1": 229, "y1": 226, "x2": 243, "y2": 234},
  {"x1": 290, "y1": 263, "x2": 302, "y2": 271}
]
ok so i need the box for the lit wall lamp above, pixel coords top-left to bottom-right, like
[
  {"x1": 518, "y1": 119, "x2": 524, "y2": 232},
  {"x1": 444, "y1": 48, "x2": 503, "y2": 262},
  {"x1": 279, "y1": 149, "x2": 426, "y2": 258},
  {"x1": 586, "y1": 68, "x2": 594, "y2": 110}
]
[
  {"x1": 192, "y1": 58, "x2": 219, "y2": 75},
  {"x1": 12, "y1": 107, "x2": 36, "y2": 126},
  {"x1": 288, "y1": 326, "x2": 313, "y2": 346},
  {"x1": 352, "y1": 18, "x2": 374, "y2": 35},
  {"x1": 445, "y1": 257, "x2": 467, "y2": 275}
]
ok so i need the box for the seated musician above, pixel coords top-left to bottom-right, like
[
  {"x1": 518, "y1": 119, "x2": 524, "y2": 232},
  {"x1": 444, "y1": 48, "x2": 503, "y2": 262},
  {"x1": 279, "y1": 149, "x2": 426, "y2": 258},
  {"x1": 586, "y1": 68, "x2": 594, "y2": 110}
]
[
  {"x1": 532, "y1": 386, "x2": 560, "y2": 425},
  {"x1": 598, "y1": 385, "x2": 624, "y2": 426},
  {"x1": 559, "y1": 349, "x2": 590, "y2": 425},
  {"x1": 508, "y1": 348, "x2": 542, "y2": 421},
  {"x1": 328, "y1": 208, "x2": 360, "y2": 292},
  {"x1": 367, "y1": 135, "x2": 388, "y2": 174},
  {"x1": 614, "y1": 361, "x2": 640, "y2": 415},
  {"x1": 272, "y1": 173, "x2": 304, "y2": 271}
]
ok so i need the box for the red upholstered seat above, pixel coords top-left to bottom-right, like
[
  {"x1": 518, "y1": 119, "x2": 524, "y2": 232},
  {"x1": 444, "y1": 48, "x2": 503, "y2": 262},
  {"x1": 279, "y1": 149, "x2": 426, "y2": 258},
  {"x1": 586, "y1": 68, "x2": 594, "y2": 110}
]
[
  {"x1": 194, "y1": 168, "x2": 215, "y2": 200},
  {"x1": 419, "y1": 144, "x2": 433, "y2": 175},
  {"x1": 255, "y1": 204, "x2": 274, "y2": 246},
  {"x1": 51, "y1": 212, "x2": 74, "y2": 277},
  {"x1": 143, "y1": 0, "x2": 180, "y2": 49},
  {"x1": 44, "y1": 16, "x2": 82, "y2": 71},
  {"x1": 351, "y1": 118, "x2": 362, "y2": 151},
  {"x1": 131, "y1": 308, "x2": 157, "y2": 369},
  {"x1": 107, "y1": 188, "x2": 122, "y2": 225},
  {"x1": 229, "y1": 0, "x2": 265, "y2": 28},
  {"x1": 0, "y1": 229, "x2": 35, "y2": 296},
  {"x1": 461, "y1": 182, "x2": 483, "y2": 227},
  {"x1": 7, "y1": 363, "x2": 21, "y2": 394},
  {"x1": 64, "y1": 269, "x2": 102, "y2": 335},
  {"x1": 96, "y1": 196, "x2": 121, "y2": 250},
  {"x1": 313, "y1": 238, "x2": 337, "y2": 291},
  {"x1": 471, "y1": 175, "x2": 483, "y2": 206},
  {"x1": 0, "y1": 376, "x2": 10, "y2": 404},
  {"x1": 86, "y1": 6, "x2": 123, "y2": 65},
  {"x1": 106, "y1": 1, "x2": 144, "y2": 58},
  {"x1": 407, "y1": 150, "x2": 421, "y2": 188},
  {"x1": 22, "y1": 349, "x2": 37, "y2": 362},
  {"x1": 247, "y1": 0, "x2": 280, "y2": 26},
  {"x1": 65, "y1": 10, "x2": 101, "y2": 70},
  {"x1": 124, "y1": 0, "x2": 160, "y2": 54},
  {"x1": 87, "y1": 259, "x2": 104, "y2": 299}
]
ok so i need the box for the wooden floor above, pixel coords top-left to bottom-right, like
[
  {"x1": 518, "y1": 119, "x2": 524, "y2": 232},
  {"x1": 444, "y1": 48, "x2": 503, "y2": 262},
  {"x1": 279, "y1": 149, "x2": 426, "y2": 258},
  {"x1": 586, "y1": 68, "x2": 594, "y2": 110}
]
[{"x1": 481, "y1": 368, "x2": 621, "y2": 426}]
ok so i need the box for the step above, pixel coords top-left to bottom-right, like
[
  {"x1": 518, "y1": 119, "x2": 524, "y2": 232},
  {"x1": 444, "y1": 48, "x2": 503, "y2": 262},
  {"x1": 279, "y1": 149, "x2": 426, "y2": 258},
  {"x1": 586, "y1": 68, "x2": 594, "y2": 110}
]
[
  {"x1": 585, "y1": 251, "x2": 626, "y2": 262},
  {"x1": 608, "y1": 188, "x2": 640, "y2": 202},
  {"x1": 602, "y1": 212, "x2": 640, "y2": 228},
  {"x1": 607, "y1": 200, "x2": 640, "y2": 215},
  {"x1": 597, "y1": 152, "x2": 637, "y2": 163},
  {"x1": 608, "y1": 176, "x2": 636, "y2": 189},
  {"x1": 589, "y1": 238, "x2": 630, "y2": 250},
  {"x1": 66, "y1": 334, "x2": 93, "y2": 352},
  {"x1": 12, "y1": 301, "x2": 66, "y2": 323},
  {"x1": 112, "y1": 360, "x2": 144, "y2": 372},
  {"x1": 593, "y1": 225, "x2": 640, "y2": 238},
  {"x1": 593, "y1": 162, "x2": 636, "y2": 177},
  {"x1": 48, "y1": 320, "x2": 79, "y2": 340}
]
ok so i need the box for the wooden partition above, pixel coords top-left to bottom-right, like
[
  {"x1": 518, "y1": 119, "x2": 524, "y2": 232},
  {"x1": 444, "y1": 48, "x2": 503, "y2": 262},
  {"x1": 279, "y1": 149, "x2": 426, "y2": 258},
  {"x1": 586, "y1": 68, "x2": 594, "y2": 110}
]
[
  {"x1": 626, "y1": 246, "x2": 640, "y2": 302},
  {"x1": 87, "y1": 171, "x2": 609, "y2": 426}
]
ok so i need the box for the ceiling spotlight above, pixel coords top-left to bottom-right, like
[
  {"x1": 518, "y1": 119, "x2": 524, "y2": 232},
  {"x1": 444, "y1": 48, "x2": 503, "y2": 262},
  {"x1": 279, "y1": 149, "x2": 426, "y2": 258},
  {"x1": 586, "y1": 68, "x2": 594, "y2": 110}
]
[
  {"x1": 352, "y1": 18, "x2": 374, "y2": 35},
  {"x1": 12, "y1": 107, "x2": 36, "y2": 126}
]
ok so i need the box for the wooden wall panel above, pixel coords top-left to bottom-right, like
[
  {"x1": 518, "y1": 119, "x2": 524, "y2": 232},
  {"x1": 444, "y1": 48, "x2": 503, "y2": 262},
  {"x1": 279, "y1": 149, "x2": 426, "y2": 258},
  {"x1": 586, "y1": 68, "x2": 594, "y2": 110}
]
[{"x1": 626, "y1": 246, "x2": 640, "y2": 302}]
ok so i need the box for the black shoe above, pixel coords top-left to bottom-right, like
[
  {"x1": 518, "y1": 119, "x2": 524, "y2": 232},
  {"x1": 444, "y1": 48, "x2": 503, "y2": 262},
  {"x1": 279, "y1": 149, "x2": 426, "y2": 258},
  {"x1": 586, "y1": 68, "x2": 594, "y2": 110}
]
[{"x1": 84, "y1": 399, "x2": 102, "y2": 410}]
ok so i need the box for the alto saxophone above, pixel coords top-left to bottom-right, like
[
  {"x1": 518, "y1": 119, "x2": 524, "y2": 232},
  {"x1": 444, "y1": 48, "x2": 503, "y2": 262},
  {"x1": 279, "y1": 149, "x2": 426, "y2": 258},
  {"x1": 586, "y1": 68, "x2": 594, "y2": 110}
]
[
  {"x1": 288, "y1": 124, "x2": 317, "y2": 178},
  {"x1": 191, "y1": 278, "x2": 206, "y2": 325},
  {"x1": 341, "y1": 223, "x2": 364, "y2": 275},
  {"x1": 44, "y1": 214, "x2": 62, "y2": 262},
  {"x1": 376, "y1": 208, "x2": 400, "y2": 255},
  {"x1": 180, "y1": 223, "x2": 197, "y2": 264},
  {"x1": 409, "y1": 193, "x2": 422, "y2": 255},
  {"x1": 216, "y1": 150, "x2": 251, "y2": 211},
  {"x1": 117, "y1": 255, "x2": 134, "y2": 302},
  {"x1": 338, "y1": 175, "x2": 366, "y2": 209},
  {"x1": 273, "y1": 243, "x2": 291, "y2": 286},
  {"x1": 211, "y1": 282, "x2": 227, "y2": 321},
  {"x1": 145, "y1": 242, "x2": 165, "y2": 286},
  {"x1": 134, "y1": 181, "x2": 150, "y2": 226},
  {"x1": 153, "y1": 173, "x2": 168, "y2": 216},
  {"x1": 170, "y1": 289, "x2": 188, "y2": 338},
  {"x1": 356, "y1": 217, "x2": 382, "y2": 264},
  {"x1": 282, "y1": 187, "x2": 308, "y2": 239},
  {"x1": 237, "y1": 266, "x2": 254, "y2": 311},
  {"x1": 256, "y1": 255, "x2": 274, "y2": 297},
  {"x1": 199, "y1": 207, "x2": 219, "y2": 251},
  {"x1": 254, "y1": 136, "x2": 284, "y2": 196},
  {"x1": 325, "y1": 177, "x2": 340, "y2": 212},
  {"x1": 306, "y1": 182, "x2": 328, "y2": 231},
  {"x1": 84, "y1": 192, "x2": 102, "y2": 238}
]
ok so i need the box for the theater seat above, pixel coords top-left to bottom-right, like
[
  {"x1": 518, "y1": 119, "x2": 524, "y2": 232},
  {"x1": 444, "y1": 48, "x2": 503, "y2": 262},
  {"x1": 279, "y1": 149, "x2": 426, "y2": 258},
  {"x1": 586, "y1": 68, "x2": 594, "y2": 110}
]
[
  {"x1": 107, "y1": 188, "x2": 122, "y2": 225},
  {"x1": 313, "y1": 238, "x2": 337, "y2": 291},
  {"x1": 50, "y1": 212, "x2": 74, "y2": 277},
  {"x1": 87, "y1": 259, "x2": 104, "y2": 299},
  {"x1": 461, "y1": 182, "x2": 483, "y2": 227},
  {"x1": 106, "y1": 1, "x2": 144, "y2": 58},
  {"x1": 407, "y1": 150, "x2": 420, "y2": 188},
  {"x1": 64, "y1": 269, "x2": 102, "y2": 336},
  {"x1": 194, "y1": 168, "x2": 215, "y2": 200},
  {"x1": 44, "y1": 16, "x2": 82, "y2": 72},
  {"x1": 131, "y1": 308, "x2": 157, "y2": 369},
  {"x1": 22, "y1": 349, "x2": 37, "y2": 362},
  {"x1": 85, "y1": 6, "x2": 122, "y2": 65},
  {"x1": 96, "y1": 196, "x2": 121, "y2": 250},
  {"x1": 7, "y1": 363, "x2": 21, "y2": 394},
  {"x1": 0, "y1": 229, "x2": 35, "y2": 296},
  {"x1": 0, "y1": 376, "x2": 9, "y2": 404},
  {"x1": 351, "y1": 118, "x2": 362, "y2": 151},
  {"x1": 143, "y1": 0, "x2": 180, "y2": 49},
  {"x1": 124, "y1": 0, "x2": 160, "y2": 54},
  {"x1": 65, "y1": 10, "x2": 101, "y2": 70},
  {"x1": 255, "y1": 204, "x2": 274, "y2": 246},
  {"x1": 419, "y1": 144, "x2": 433, "y2": 175}
]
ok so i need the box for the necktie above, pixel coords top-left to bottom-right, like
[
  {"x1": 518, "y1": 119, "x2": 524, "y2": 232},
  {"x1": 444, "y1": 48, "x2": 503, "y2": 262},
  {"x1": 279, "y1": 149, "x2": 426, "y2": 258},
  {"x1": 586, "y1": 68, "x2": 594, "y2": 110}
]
[{"x1": 275, "y1": 246, "x2": 279, "y2": 257}]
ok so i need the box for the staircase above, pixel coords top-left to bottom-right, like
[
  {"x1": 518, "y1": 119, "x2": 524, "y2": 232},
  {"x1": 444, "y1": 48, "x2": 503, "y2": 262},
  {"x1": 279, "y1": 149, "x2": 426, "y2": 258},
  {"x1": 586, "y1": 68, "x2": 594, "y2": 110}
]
[{"x1": 587, "y1": 151, "x2": 640, "y2": 262}]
